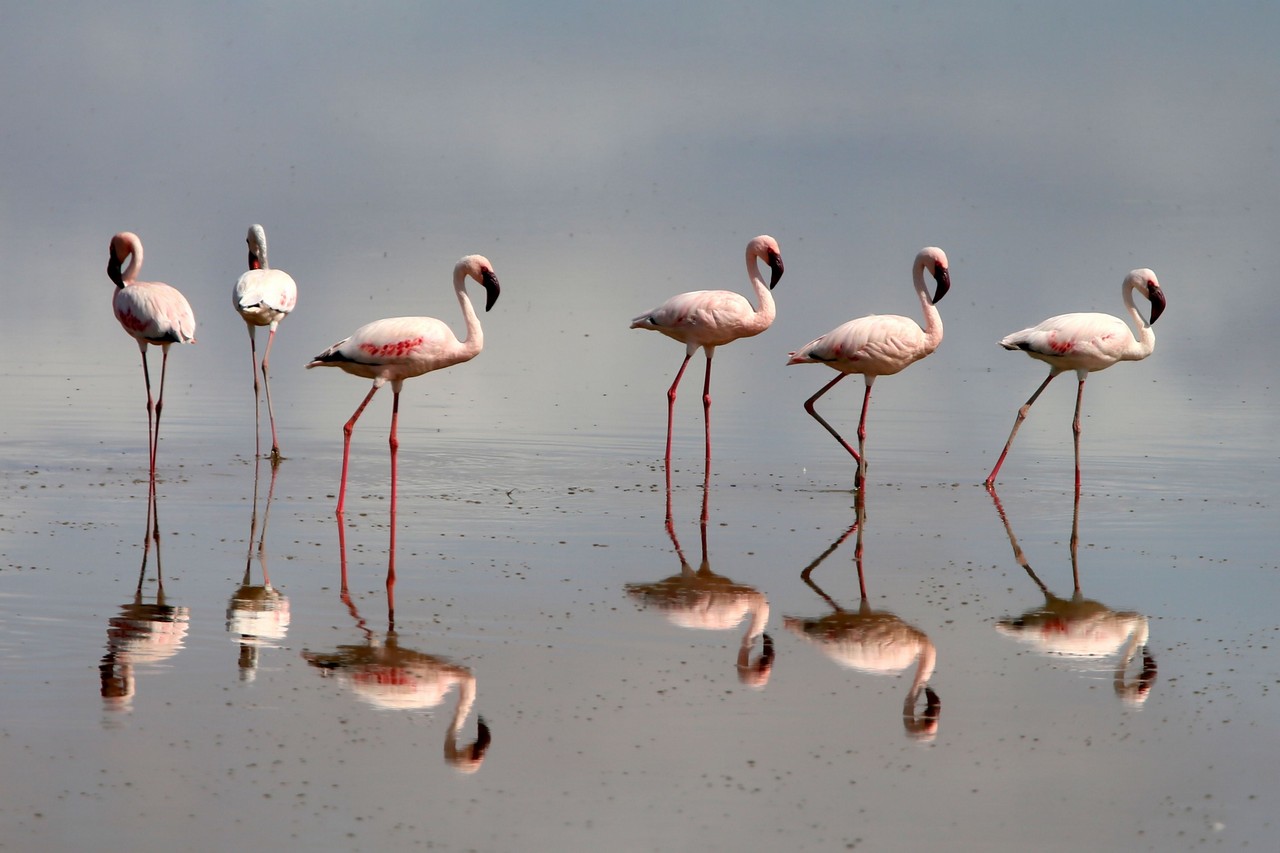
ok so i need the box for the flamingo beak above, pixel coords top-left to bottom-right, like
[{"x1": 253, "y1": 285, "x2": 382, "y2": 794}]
[
  {"x1": 107, "y1": 251, "x2": 124, "y2": 287},
  {"x1": 1146, "y1": 283, "x2": 1166, "y2": 325},
  {"x1": 481, "y1": 269, "x2": 501, "y2": 312},
  {"x1": 931, "y1": 266, "x2": 951, "y2": 304},
  {"x1": 767, "y1": 250, "x2": 784, "y2": 290}
]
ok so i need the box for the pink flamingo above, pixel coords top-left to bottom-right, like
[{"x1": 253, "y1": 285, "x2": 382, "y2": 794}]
[
  {"x1": 233, "y1": 224, "x2": 297, "y2": 462},
  {"x1": 108, "y1": 231, "x2": 197, "y2": 482},
  {"x1": 787, "y1": 247, "x2": 950, "y2": 489},
  {"x1": 306, "y1": 254, "x2": 501, "y2": 525},
  {"x1": 984, "y1": 268, "x2": 1166, "y2": 488},
  {"x1": 630, "y1": 235, "x2": 784, "y2": 468}
]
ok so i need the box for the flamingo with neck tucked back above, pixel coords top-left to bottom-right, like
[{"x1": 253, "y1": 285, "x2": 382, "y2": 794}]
[
  {"x1": 108, "y1": 231, "x2": 197, "y2": 483},
  {"x1": 233, "y1": 224, "x2": 297, "y2": 462},
  {"x1": 787, "y1": 247, "x2": 950, "y2": 489},
  {"x1": 630, "y1": 235, "x2": 784, "y2": 469},
  {"x1": 306, "y1": 254, "x2": 501, "y2": 529},
  {"x1": 983, "y1": 268, "x2": 1166, "y2": 489}
]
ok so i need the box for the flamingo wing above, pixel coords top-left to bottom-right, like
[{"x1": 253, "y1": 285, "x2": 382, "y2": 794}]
[
  {"x1": 1001, "y1": 312, "x2": 1132, "y2": 369},
  {"x1": 632, "y1": 289, "x2": 757, "y2": 344},
  {"x1": 235, "y1": 268, "x2": 298, "y2": 319},
  {"x1": 114, "y1": 283, "x2": 196, "y2": 344},
  {"x1": 789, "y1": 314, "x2": 928, "y2": 375}
]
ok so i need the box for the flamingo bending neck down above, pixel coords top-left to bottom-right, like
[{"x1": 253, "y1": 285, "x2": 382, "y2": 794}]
[
  {"x1": 306, "y1": 254, "x2": 501, "y2": 564},
  {"x1": 983, "y1": 268, "x2": 1166, "y2": 489},
  {"x1": 234, "y1": 224, "x2": 298, "y2": 463},
  {"x1": 630, "y1": 235, "x2": 784, "y2": 470},
  {"x1": 108, "y1": 231, "x2": 197, "y2": 484},
  {"x1": 787, "y1": 247, "x2": 950, "y2": 489}
]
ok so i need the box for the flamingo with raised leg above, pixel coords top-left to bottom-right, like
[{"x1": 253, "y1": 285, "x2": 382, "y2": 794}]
[
  {"x1": 787, "y1": 247, "x2": 950, "y2": 489},
  {"x1": 233, "y1": 224, "x2": 297, "y2": 463},
  {"x1": 108, "y1": 231, "x2": 197, "y2": 483},
  {"x1": 983, "y1": 268, "x2": 1166, "y2": 488},
  {"x1": 306, "y1": 254, "x2": 501, "y2": 531},
  {"x1": 630, "y1": 235, "x2": 784, "y2": 469}
]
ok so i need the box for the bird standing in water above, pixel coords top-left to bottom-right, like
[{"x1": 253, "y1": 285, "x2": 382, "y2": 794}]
[
  {"x1": 306, "y1": 253, "x2": 501, "y2": 528},
  {"x1": 109, "y1": 231, "x2": 197, "y2": 483},
  {"x1": 787, "y1": 247, "x2": 950, "y2": 489},
  {"x1": 630, "y1": 235, "x2": 784, "y2": 470},
  {"x1": 983, "y1": 268, "x2": 1166, "y2": 489},
  {"x1": 233, "y1": 224, "x2": 297, "y2": 463}
]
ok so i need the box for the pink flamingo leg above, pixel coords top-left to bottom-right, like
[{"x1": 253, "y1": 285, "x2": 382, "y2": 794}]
[
  {"x1": 1072, "y1": 377, "x2": 1086, "y2": 494},
  {"x1": 804, "y1": 372, "x2": 871, "y2": 488},
  {"x1": 701, "y1": 355, "x2": 713, "y2": 469},
  {"x1": 804, "y1": 373, "x2": 857, "y2": 459},
  {"x1": 337, "y1": 384, "x2": 382, "y2": 515},
  {"x1": 854, "y1": 380, "x2": 875, "y2": 490},
  {"x1": 387, "y1": 388, "x2": 399, "y2": 624},
  {"x1": 246, "y1": 326, "x2": 262, "y2": 461},
  {"x1": 665, "y1": 353, "x2": 694, "y2": 468},
  {"x1": 984, "y1": 370, "x2": 1060, "y2": 486},
  {"x1": 137, "y1": 342, "x2": 157, "y2": 481},
  {"x1": 261, "y1": 324, "x2": 283, "y2": 462},
  {"x1": 151, "y1": 344, "x2": 171, "y2": 482}
]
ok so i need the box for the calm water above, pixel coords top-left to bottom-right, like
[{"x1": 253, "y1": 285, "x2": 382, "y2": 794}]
[{"x1": 1, "y1": 342, "x2": 1276, "y2": 852}]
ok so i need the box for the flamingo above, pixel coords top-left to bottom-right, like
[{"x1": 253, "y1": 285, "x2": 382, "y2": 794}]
[
  {"x1": 625, "y1": 470, "x2": 774, "y2": 687},
  {"x1": 630, "y1": 235, "x2": 784, "y2": 469},
  {"x1": 983, "y1": 268, "x2": 1166, "y2": 488},
  {"x1": 303, "y1": 535, "x2": 491, "y2": 773},
  {"x1": 306, "y1": 254, "x2": 501, "y2": 524},
  {"x1": 787, "y1": 247, "x2": 950, "y2": 489},
  {"x1": 986, "y1": 485, "x2": 1157, "y2": 706},
  {"x1": 108, "y1": 232, "x2": 197, "y2": 483},
  {"x1": 784, "y1": 493, "x2": 941, "y2": 739},
  {"x1": 233, "y1": 224, "x2": 298, "y2": 462}
]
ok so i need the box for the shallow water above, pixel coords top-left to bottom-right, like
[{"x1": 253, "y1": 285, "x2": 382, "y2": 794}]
[{"x1": 2, "y1": 343, "x2": 1277, "y2": 852}]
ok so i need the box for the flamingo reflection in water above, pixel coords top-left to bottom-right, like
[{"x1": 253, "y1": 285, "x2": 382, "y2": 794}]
[
  {"x1": 987, "y1": 486, "x2": 1156, "y2": 706},
  {"x1": 625, "y1": 469, "x2": 774, "y2": 687},
  {"x1": 100, "y1": 489, "x2": 190, "y2": 713},
  {"x1": 301, "y1": 522, "x2": 491, "y2": 772},
  {"x1": 226, "y1": 455, "x2": 290, "y2": 682},
  {"x1": 783, "y1": 493, "x2": 941, "y2": 740}
]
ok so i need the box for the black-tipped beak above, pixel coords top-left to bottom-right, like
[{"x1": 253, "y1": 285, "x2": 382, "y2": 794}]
[
  {"x1": 481, "y1": 269, "x2": 501, "y2": 312},
  {"x1": 107, "y1": 252, "x2": 123, "y2": 287},
  {"x1": 767, "y1": 250, "x2": 784, "y2": 290},
  {"x1": 931, "y1": 266, "x2": 951, "y2": 304},
  {"x1": 1146, "y1": 283, "x2": 1166, "y2": 325}
]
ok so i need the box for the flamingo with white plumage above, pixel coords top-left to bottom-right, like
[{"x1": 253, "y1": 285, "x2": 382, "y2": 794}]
[
  {"x1": 983, "y1": 268, "x2": 1166, "y2": 488},
  {"x1": 108, "y1": 231, "x2": 197, "y2": 483},
  {"x1": 306, "y1": 254, "x2": 501, "y2": 524},
  {"x1": 787, "y1": 247, "x2": 950, "y2": 489},
  {"x1": 630, "y1": 235, "x2": 784, "y2": 469},
  {"x1": 233, "y1": 224, "x2": 297, "y2": 462}
]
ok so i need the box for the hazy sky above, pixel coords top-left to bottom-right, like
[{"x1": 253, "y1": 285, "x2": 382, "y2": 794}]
[{"x1": 3, "y1": 1, "x2": 1277, "y2": 446}]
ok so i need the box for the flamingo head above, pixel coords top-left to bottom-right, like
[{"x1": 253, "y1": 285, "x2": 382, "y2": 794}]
[
  {"x1": 749, "y1": 234, "x2": 784, "y2": 290},
  {"x1": 246, "y1": 224, "x2": 268, "y2": 271},
  {"x1": 107, "y1": 232, "x2": 139, "y2": 287},
  {"x1": 458, "y1": 254, "x2": 501, "y2": 311},
  {"x1": 1128, "y1": 269, "x2": 1165, "y2": 325},
  {"x1": 919, "y1": 246, "x2": 950, "y2": 304}
]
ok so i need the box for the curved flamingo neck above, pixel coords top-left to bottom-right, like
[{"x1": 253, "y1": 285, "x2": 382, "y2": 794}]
[
  {"x1": 1122, "y1": 282, "x2": 1156, "y2": 359},
  {"x1": 454, "y1": 268, "x2": 484, "y2": 357},
  {"x1": 913, "y1": 257, "x2": 943, "y2": 349},
  {"x1": 118, "y1": 234, "x2": 143, "y2": 284},
  {"x1": 745, "y1": 250, "x2": 777, "y2": 332}
]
